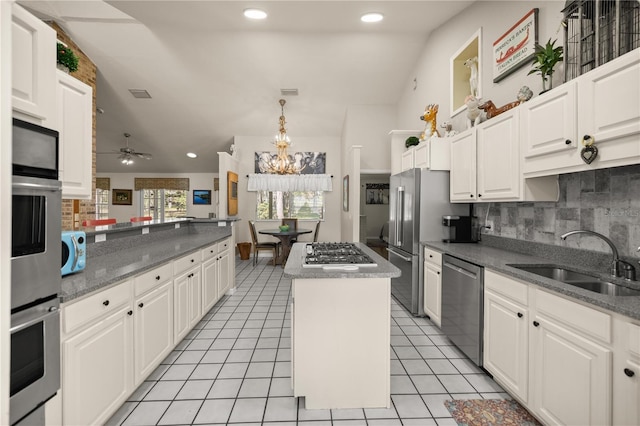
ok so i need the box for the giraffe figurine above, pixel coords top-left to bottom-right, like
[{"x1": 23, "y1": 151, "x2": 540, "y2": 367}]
[{"x1": 419, "y1": 104, "x2": 441, "y2": 141}]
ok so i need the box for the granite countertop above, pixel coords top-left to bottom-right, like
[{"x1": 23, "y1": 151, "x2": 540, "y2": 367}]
[
  {"x1": 82, "y1": 217, "x2": 240, "y2": 237},
  {"x1": 61, "y1": 229, "x2": 232, "y2": 303},
  {"x1": 284, "y1": 242, "x2": 401, "y2": 279},
  {"x1": 423, "y1": 241, "x2": 640, "y2": 321}
]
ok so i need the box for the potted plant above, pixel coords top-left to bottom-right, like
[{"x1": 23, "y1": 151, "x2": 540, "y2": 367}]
[
  {"x1": 57, "y1": 42, "x2": 79, "y2": 73},
  {"x1": 405, "y1": 136, "x2": 420, "y2": 148},
  {"x1": 528, "y1": 38, "x2": 563, "y2": 94}
]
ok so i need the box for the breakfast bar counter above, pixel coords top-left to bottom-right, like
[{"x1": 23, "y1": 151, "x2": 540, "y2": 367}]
[{"x1": 284, "y1": 243, "x2": 400, "y2": 410}]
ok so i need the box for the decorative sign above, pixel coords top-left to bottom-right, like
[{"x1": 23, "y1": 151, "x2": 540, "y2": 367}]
[
  {"x1": 254, "y1": 151, "x2": 326, "y2": 174},
  {"x1": 227, "y1": 172, "x2": 238, "y2": 216},
  {"x1": 365, "y1": 183, "x2": 389, "y2": 205},
  {"x1": 493, "y1": 8, "x2": 538, "y2": 83}
]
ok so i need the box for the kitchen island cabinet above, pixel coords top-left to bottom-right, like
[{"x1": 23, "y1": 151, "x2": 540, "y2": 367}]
[{"x1": 284, "y1": 243, "x2": 400, "y2": 409}]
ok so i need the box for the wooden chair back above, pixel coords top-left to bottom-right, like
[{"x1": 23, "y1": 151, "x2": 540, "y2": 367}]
[
  {"x1": 282, "y1": 218, "x2": 298, "y2": 230},
  {"x1": 313, "y1": 221, "x2": 321, "y2": 242},
  {"x1": 248, "y1": 221, "x2": 259, "y2": 245}
]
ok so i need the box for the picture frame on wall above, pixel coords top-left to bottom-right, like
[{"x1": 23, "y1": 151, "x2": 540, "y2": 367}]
[
  {"x1": 343, "y1": 175, "x2": 349, "y2": 212},
  {"x1": 365, "y1": 183, "x2": 389, "y2": 205},
  {"x1": 193, "y1": 189, "x2": 212, "y2": 205},
  {"x1": 493, "y1": 8, "x2": 538, "y2": 83},
  {"x1": 227, "y1": 172, "x2": 238, "y2": 216},
  {"x1": 112, "y1": 189, "x2": 132, "y2": 205}
]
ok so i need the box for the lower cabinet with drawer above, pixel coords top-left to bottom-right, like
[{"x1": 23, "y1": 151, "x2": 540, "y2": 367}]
[
  {"x1": 484, "y1": 270, "x2": 615, "y2": 425},
  {"x1": 61, "y1": 280, "x2": 134, "y2": 426},
  {"x1": 423, "y1": 248, "x2": 442, "y2": 326}
]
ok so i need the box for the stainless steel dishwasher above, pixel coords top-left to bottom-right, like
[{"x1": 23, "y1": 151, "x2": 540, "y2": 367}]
[{"x1": 441, "y1": 254, "x2": 484, "y2": 367}]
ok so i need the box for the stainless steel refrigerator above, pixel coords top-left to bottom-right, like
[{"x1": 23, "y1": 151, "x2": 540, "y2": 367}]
[{"x1": 388, "y1": 168, "x2": 468, "y2": 316}]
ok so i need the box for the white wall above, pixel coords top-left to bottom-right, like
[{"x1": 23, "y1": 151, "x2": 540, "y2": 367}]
[
  {"x1": 232, "y1": 135, "x2": 342, "y2": 245},
  {"x1": 95, "y1": 172, "x2": 219, "y2": 223},
  {"x1": 396, "y1": 1, "x2": 565, "y2": 133},
  {"x1": 343, "y1": 105, "x2": 396, "y2": 172}
]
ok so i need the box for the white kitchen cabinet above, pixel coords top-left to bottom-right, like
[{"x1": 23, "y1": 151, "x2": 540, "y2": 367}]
[
  {"x1": 423, "y1": 248, "x2": 442, "y2": 327},
  {"x1": 133, "y1": 280, "x2": 173, "y2": 386},
  {"x1": 449, "y1": 129, "x2": 477, "y2": 201},
  {"x1": 389, "y1": 130, "x2": 422, "y2": 175},
  {"x1": 174, "y1": 265, "x2": 202, "y2": 342},
  {"x1": 11, "y1": 4, "x2": 56, "y2": 125},
  {"x1": 201, "y1": 243, "x2": 219, "y2": 313},
  {"x1": 217, "y1": 238, "x2": 232, "y2": 296},
  {"x1": 61, "y1": 281, "x2": 134, "y2": 426},
  {"x1": 476, "y1": 111, "x2": 520, "y2": 201},
  {"x1": 530, "y1": 288, "x2": 612, "y2": 426},
  {"x1": 613, "y1": 319, "x2": 640, "y2": 426},
  {"x1": 522, "y1": 50, "x2": 640, "y2": 177},
  {"x1": 483, "y1": 270, "x2": 529, "y2": 402},
  {"x1": 57, "y1": 70, "x2": 93, "y2": 199},
  {"x1": 450, "y1": 112, "x2": 558, "y2": 203},
  {"x1": 401, "y1": 138, "x2": 451, "y2": 172}
]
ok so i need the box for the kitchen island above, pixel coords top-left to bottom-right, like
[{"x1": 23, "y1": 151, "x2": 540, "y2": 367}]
[{"x1": 284, "y1": 242, "x2": 400, "y2": 410}]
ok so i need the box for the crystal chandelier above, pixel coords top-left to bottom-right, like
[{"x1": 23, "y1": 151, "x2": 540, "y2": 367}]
[{"x1": 266, "y1": 99, "x2": 304, "y2": 175}]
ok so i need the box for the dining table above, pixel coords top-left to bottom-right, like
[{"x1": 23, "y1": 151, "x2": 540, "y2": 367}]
[{"x1": 259, "y1": 228, "x2": 312, "y2": 266}]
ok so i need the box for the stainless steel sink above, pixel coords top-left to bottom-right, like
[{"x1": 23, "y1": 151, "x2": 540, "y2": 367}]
[{"x1": 507, "y1": 264, "x2": 640, "y2": 297}]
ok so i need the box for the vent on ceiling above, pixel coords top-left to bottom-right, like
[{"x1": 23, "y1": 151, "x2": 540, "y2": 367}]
[
  {"x1": 128, "y1": 89, "x2": 152, "y2": 99},
  {"x1": 280, "y1": 88, "x2": 299, "y2": 96}
]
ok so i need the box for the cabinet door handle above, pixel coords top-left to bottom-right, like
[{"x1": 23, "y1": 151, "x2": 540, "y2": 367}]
[
  {"x1": 517, "y1": 312, "x2": 523, "y2": 318},
  {"x1": 138, "y1": 302, "x2": 144, "y2": 308},
  {"x1": 565, "y1": 139, "x2": 572, "y2": 145},
  {"x1": 624, "y1": 368, "x2": 635, "y2": 377},
  {"x1": 533, "y1": 320, "x2": 540, "y2": 327},
  {"x1": 156, "y1": 275, "x2": 160, "y2": 280},
  {"x1": 103, "y1": 300, "x2": 110, "y2": 306},
  {"x1": 127, "y1": 310, "x2": 133, "y2": 316}
]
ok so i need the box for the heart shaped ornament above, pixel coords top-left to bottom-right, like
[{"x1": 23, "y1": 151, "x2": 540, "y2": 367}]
[{"x1": 581, "y1": 145, "x2": 598, "y2": 164}]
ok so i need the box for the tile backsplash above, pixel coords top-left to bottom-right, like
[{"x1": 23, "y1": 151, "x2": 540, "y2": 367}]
[{"x1": 474, "y1": 164, "x2": 640, "y2": 259}]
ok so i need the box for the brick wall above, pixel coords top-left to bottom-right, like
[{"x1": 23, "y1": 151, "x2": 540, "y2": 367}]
[{"x1": 50, "y1": 22, "x2": 97, "y2": 230}]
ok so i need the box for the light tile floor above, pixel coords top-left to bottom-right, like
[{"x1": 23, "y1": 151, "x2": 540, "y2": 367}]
[{"x1": 107, "y1": 257, "x2": 508, "y2": 426}]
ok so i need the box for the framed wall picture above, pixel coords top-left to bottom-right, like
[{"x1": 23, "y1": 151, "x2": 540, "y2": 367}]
[
  {"x1": 365, "y1": 183, "x2": 389, "y2": 205},
  {"x1": 343, "y1": 175, "x2": 349, "y2": 212},
  {"x1": 493, "y1": 8, "x2": 538, "y2": 83},
  {"x1": 112, "y1": 189, "x2": 132, "y2": 205},
  {"x1": 193, "y1": 189, "x2": 212, "y2": 205},
  {"x1": 227, "y1": 171, "x2": 238, "y2": 216}
]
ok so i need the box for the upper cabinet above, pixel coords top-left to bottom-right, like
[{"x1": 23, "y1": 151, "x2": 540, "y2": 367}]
[
  {"x1": 11, "y1": 4, "x2": 56, "y2": 125},
  {"x1": 450, "y1": 110, "x2": 559, "y2": 203},
  {"x1": 57, "y1": 70, "x2": 93, "y2": 199},
  {"x1": 390, "y1": 130, "x2": 451, "y2": 175},
  {"x1": 521, "y1": 50, "x2": 640, "y2": 177}
]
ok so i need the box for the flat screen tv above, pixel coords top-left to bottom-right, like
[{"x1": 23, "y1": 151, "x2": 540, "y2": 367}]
[{"x1": 193, "y1": 189, "x2": 211, "y2": 205}]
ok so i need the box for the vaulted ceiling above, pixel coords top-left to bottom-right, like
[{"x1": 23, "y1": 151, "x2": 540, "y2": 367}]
[{"x1": 20, "y1": 1, "x2": 475, "y2": 173}]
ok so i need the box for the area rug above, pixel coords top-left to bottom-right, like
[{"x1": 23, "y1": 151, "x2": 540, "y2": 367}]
[{"x1": 444, "y1": 399, "x2": 542, "y2": 426}]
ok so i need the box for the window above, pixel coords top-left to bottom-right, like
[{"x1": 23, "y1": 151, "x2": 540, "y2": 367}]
[
  {"x1": 256, "y1": 191, "x2": 324, "y2": 220},
  {"x1": 141, "y1": 189, "x2": 187, "y2": 220},
  {"x1": 95, "y1": 189, "x2": 109, "y2": 219}
]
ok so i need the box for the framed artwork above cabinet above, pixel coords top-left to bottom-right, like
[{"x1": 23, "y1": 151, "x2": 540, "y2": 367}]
[{"x1": 450, "y1": 28, "x2": 482, "y2": 117}]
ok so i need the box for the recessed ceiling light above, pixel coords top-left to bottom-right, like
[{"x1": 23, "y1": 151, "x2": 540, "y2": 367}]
[
  {"x1": 187, "y1": 152, "x2": 197, "y2": 158},
  {"x1": 244, "y1": 8, "x2": 267, "y2": 20},
  {"x1": 361, "y1": 12, "x2": 383, "y2": 23}
]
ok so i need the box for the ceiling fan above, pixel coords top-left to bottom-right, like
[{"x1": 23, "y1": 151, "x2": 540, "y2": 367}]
[{"x1": 98, "y1": 133, "x2": 153, "y2": 165}]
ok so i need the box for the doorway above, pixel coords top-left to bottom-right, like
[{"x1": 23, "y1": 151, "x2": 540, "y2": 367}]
[{"x1": 360, "y1": 173, "x2": 390, "y2": 259}]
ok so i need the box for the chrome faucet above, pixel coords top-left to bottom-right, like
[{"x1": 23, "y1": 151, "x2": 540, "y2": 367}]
[{"x1": 561, "y1": 230, "x2": 621, "y2": 278}]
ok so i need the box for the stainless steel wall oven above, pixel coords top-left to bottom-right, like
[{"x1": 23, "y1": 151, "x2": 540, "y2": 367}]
[{"x1": 10, "y1": 118, "x2": 62, "y2": 425}]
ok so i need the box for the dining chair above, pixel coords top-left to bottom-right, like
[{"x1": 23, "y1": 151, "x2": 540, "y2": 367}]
[
  {"x1": 130, "y1": 216, "x2": 152, "y2": 222},
  {"x1": 313, "y1": 221, "x2": 321, "y2": 242},
  {"x1": 249, "y1": 220, "x2": 280, "y2": 266},
  {"x1": 82, "y1": 218, "x2": 117, "y2": 226},
  {"x1": 281, "y1": 218, "x2": 298, "y2": 230}
]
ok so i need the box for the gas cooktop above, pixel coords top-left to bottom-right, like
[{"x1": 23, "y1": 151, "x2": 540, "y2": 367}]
[{"x1": 302, "y1": 242, "x2": 377, "y2": 268}]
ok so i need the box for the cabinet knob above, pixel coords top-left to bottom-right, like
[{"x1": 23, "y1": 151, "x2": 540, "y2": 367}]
[
  {"x1": 478, "y1": 194, "x2": 482, "y2": 198},
  {"x1": 127, "y1": 310, "x2": 133, "y2": 316},
  {"x1": 470, "y1": 194, "x2": 473, "y2": 198},
  {"x1": 210, "y1": 250, "x2": 214, "y2": 253},
  {"x1": 429, "y1": 255, "x2": 433, "y2": 258},
  {"x1": 437, "y1": 271, "x2": 440, "y2": 275},
  {"x1": 533, "y1": 320, "x2": 540, "y2": 327},
  {"x1": 103, "y1": 300, "x2": 110, "y2": 306},
  {"x1": 565, "y1": 139, "x2": 572, "y2": 145},
  {"x1": 138, "y1": 302, "x2": 144, "y2": 308},
  {"x1": 624, "y1": 368, "x2": 635, "y2": 377},
  {"x1": 191, "y1": 259, "x2": 194, "y2": 263},
  {"x1": 517, "y1": 312, "x2": 523, "y2": 318},
  {"x1": 156, "y1": 275, "x2": 160, "y2": 280}
]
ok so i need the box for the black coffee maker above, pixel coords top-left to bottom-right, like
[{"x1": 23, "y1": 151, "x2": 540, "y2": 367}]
[{"x1": 442, "y1": 215, "x2": 475, "y2": 243}]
